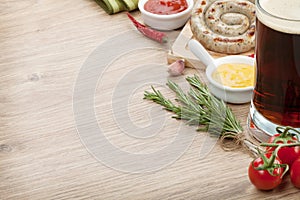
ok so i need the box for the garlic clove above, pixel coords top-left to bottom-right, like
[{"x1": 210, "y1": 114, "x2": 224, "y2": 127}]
[{"x1": 167, "y1": 59, "x2": 185, "y2": 76}]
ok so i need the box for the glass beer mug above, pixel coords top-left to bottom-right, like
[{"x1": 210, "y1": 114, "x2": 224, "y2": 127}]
[{"x1": 248, "y1": 0, "x2": 300, "y2": 141}]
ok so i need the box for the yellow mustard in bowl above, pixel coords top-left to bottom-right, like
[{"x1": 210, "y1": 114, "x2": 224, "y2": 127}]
[{"x1": 212, "y1": 63, "x2": 254, "y2": 88}]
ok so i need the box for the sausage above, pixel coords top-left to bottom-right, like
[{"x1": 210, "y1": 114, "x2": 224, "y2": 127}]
[{"x1": 190, "y1": 0, "x2": 256, "y2": 54}]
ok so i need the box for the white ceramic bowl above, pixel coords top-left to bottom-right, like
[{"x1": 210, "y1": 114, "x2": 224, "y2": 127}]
[
  {"x1": 206, "y1": 55, "x2": 255, "y2": 104},
  {"x1": 138, "y1": 0, "x2": 194, "y2": 30}
]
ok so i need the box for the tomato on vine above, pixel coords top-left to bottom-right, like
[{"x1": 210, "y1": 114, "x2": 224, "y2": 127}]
[
  {"x1": 264, "y1": 126, "x2": 300, "y2": 167},
  {"x1": 248, "y1": 151, "x2": 288, "y2": 190},
  {"x1": 290, "y1": 158, "x2": 300, "y2": 189}
]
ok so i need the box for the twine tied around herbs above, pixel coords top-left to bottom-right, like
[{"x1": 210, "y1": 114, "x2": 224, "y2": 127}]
[{"x1": 220, "y1": 131, "x2": 261, "y2": 157}]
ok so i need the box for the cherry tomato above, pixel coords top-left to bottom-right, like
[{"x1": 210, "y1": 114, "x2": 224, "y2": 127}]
[
  {"x1": 266, "y1": 134, "x2": 300, "y2": 167},
  {"x1": 290, "y1": 158, "x2": 300, "y2": 188},
  {"x1": 248, "y1": 153, "x2": 284, "y2": 190}
]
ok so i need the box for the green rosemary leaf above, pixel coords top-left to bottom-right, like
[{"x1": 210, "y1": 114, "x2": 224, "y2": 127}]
[{"x1": 143, "y1": 75, "x2": 243, "y2": 136}]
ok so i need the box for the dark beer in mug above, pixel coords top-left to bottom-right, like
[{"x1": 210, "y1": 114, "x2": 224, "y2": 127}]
[{"x1": 249, "y1": 0, "x2": 300, "y2": 139}]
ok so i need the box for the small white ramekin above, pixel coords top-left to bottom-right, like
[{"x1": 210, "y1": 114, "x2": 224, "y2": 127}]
[
  {"x1": 206, "y1": 55, "x2": 255, "y2": 104},
  {"x1": 138, "y1": 0, "x2": 194, "y2": 30}
]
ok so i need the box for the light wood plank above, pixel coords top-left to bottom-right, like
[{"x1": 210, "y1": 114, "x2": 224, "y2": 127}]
[{"x1": 0, "y1": 1, "x2": 299, "y2": 199}]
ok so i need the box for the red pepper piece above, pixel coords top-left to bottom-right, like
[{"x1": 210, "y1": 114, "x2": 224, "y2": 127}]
[{"x1": 126, "y1": 12, "x2": 168, "y2": 43}]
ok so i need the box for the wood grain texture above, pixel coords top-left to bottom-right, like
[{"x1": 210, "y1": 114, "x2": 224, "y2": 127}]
[{"x1": 0, "y1": 0, "x2": 299, "y2": 199}]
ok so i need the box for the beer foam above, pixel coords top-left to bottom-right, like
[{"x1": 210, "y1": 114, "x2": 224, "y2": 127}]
[{"x1": 257, "y1": 0, "x2": 300, "y2": 34}]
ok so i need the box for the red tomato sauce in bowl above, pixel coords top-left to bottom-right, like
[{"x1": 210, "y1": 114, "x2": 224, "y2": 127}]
[{"x1": 144, "y1": 0, "x2": 188, "y2": 15}]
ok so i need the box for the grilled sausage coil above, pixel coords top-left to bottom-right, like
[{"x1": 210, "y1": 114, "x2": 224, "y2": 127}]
[{"x1": 190, "y1": 0, "x2": 256, "y2": 54}]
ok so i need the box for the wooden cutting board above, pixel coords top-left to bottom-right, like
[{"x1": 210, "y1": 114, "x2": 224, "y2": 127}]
[{"x1": 167, "y1": 21, "x2": 254, "y2": 68}]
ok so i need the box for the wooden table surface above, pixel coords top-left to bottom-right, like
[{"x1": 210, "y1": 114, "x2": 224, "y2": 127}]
[{"x1": 1, "y1": 0, "x2": 299, "y2": 199}]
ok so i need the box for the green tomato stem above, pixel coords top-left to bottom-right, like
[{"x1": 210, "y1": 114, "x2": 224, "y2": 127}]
[
  {"x1": 280, "y1": 163, "x2": 289, "y2": 178},
  {"x1": 260, "y1": 142, "x2": 300, "y2": 148},
  {"x1": 276, "y1": 126, "x2": 300, "y2": 139}
]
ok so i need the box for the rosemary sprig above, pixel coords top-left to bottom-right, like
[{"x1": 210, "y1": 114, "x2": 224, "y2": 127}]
[{"x1": 143, "y1": 75, "x2": 243, "y2": 137}]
